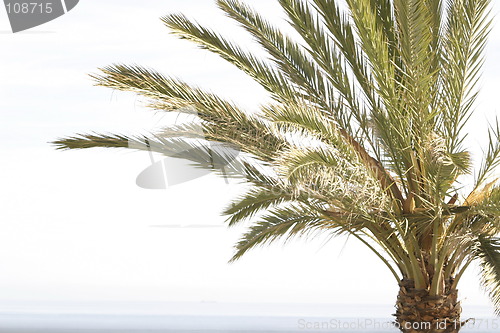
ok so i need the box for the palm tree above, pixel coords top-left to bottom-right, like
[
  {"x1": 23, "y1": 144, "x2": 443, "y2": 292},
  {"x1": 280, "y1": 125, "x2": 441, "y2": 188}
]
[{"x1": 53, "y1": 0, "x2": 499, "y2": 331}]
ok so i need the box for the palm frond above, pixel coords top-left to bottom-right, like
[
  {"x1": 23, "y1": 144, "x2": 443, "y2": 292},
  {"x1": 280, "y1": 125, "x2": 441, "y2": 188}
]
[
  {"x1": 277, "y1": 0, "x2": 366, "y2": 132},
  {"x1": 475, "y1": 236, "x2": 500, "y2": 315},
  {"x1": 92, "y1": 64, "x2": 287, "y2": 161},
  {"x1": 161, "y1": 13, "x2": 297, "y2": 102},
  {"x1": 311, "y1": 0, "x2": 377, "y2": 108},
  {"x1": 230, "y1": 204, "x2": 335, "y2": 262},
  {"x1": 393, "y1": 0, "x2": 440, "y2": 129},
  {"x1": 53, "y1": 133, "x2": 134, "y2": 150},
  {"x1": 475, "y1": 119, "x2": 500, "y2": 188},
  {"x1": 344, "y1": 0, "x2": 394, "y2": 101},
  {"x1": 223, "y1": 178, "x2": 324, "y2": 227},
  {"x1": 52, "y1": 131, "x2": 293, "y2": 191},
  {"x1": 217, "y1": 0, "x2": 331, "y2": 109},
  {"x1": 53, "y1": 132, "x2": 248, "y2": 180},
  {"x1": 438, "y1": 0, "x2": 492, "y2": 153},
  {"x1": 223, "y1": 186, "x2": 291, "y2": 227}
]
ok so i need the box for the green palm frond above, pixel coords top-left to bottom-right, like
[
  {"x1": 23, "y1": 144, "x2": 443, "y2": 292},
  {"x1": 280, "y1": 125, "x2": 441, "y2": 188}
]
[
  {"x1": 53, "y1": 132, "x2": 248, "y2": 180},
  {"x1": 217, "y1": 0, "x2": 330, "y2": 108},
  {"x1": 278, "y1": 0, "x2": 365, "y2": 127},
  {"x1": 223, "y1": 186, "x2": 291, "y2": 226},
  {"x1": 53, "y1": 133, "x2": 134, "y2": 150},
  {"x1": 223, "y1": 178, "x2": 324, "y2": 227},
  {"x1": 476, "y1": 119, "x2": 500, "y2": 188},
  {"x1": 52, "y1": 132, "x2": 227, "y2": 163},
  {"x1": 230, "y1": 204, "x2": 334, "y2": 262},
  {"x1": 476, "y1": 236, "x2": 500, "y2": 315},
  {"x1": 311, "y1": 0, "x2": 377, "y2": 107},
  {"x1": 161, "y1": 13, "x2": 296, "y2": 102},
  {"x1": 92, "y1": 64, "x2": 287, "y2": 161},
  {"x1": 393, "y1": 0, "x2": 440, "y2": 131},
  {"x1": 438, "y1": 0, "x2": 492, "y2": 153},
  {"x1": 344, "y1": 0, "x2": 394, "y2": 101}
]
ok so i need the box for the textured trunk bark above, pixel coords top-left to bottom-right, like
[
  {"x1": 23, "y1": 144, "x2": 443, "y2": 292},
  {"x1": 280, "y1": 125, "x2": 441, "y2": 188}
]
[{"x1": 394, "y1": 279, "x2": 463, "y2": 332}]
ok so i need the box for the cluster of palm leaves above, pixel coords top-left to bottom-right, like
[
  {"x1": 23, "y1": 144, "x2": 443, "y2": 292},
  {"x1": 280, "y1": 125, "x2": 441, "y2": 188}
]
[{"x1": 54, "y1": 0, "x2": 500, "y2": 314}]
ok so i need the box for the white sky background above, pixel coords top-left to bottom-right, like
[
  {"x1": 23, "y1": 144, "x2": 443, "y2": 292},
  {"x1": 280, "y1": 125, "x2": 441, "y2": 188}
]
[{"x1": 0, "y1": 0, "x2": 500, "y2": 316}]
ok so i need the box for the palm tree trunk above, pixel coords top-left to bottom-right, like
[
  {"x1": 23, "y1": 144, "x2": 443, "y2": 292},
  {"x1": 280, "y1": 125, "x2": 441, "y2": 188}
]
[{"x1": 394, "y1": 279, "x2": 462, "y2": 332}]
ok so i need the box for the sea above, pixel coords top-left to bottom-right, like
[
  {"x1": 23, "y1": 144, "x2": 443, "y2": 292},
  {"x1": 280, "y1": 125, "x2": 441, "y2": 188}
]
[{"x1": 0, "y1": 302, "x2": 496, "y2": 332}]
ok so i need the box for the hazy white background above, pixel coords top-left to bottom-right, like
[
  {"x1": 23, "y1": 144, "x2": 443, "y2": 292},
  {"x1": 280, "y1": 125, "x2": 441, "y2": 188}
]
[{"x1": 0, "y1": 0, "x2": 499, "y2": 317}]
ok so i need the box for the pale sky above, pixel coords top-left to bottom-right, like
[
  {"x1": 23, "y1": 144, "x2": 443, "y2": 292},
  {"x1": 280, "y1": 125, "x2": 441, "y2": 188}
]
[{"x1": 1, "y1": 0, "x2": 500, "y2": 317}]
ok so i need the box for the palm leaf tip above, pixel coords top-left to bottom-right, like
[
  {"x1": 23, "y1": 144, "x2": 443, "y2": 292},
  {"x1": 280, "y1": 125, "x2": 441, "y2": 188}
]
[{"x1": 51, "y1": 133, "x2": 131, "y2": 150}]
